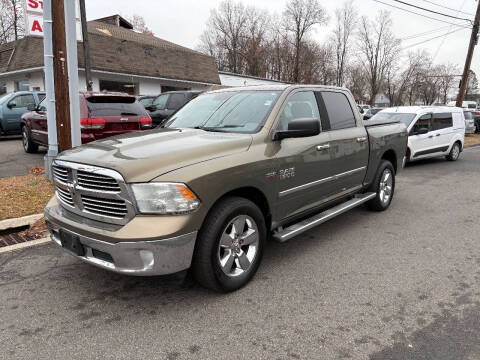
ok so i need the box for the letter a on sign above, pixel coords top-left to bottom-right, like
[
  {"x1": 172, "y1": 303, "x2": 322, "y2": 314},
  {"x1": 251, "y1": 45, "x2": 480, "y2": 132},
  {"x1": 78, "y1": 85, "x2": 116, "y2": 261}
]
[{"x1": 32, "y1": 19, "x2": 42, "y2": 32}]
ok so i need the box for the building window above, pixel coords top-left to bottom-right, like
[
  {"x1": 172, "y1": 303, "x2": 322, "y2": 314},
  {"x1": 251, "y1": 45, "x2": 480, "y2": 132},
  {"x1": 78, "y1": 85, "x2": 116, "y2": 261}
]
[
  {"x1": 0, "y1": 83, "x2": 6, "y2": 95},
  {"x1": 15, "y1": 80, "x2": 30, "y2": 91},
  {"x1": 99, "y1": 79, "x2": 137, "y2": 95}
]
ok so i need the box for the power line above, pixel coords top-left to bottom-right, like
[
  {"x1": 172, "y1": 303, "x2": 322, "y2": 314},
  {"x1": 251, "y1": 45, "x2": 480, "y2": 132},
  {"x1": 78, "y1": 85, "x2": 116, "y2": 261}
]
[
  {"x1": 372, "y1": 0, "x2": 473, "y2": 27},
  {"x1": 401, "y1": 27, "x2": 468, "y2": 50},
  {"x1": 417, "y1": 0, "x2": 474, "y2": 17},
  {"x1": 391, "y1": 0, "x2": 473, "y2": 23},
  {"x1": 432, "y1": 0, "x2": 468, "y2": 61},
  {"x1": 401, "y1": 24, "x2": 468, "y2": 41}
]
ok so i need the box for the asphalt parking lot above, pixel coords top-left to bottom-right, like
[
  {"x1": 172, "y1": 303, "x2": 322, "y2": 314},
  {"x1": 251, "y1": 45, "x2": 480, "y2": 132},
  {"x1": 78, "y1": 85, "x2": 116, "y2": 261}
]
[
  {"x1": 0, "y1": 138, "x2": 46, "y2": 177},
  {"x1": 1, "y1": 147, "x2": 480, "y2": 359}
]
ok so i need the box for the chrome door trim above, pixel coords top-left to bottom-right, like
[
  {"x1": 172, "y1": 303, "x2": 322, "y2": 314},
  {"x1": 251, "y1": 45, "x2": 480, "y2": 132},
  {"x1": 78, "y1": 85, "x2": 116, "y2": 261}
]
[{"x1": 279, "y1": 166, "x2": 367, "y2": 197}]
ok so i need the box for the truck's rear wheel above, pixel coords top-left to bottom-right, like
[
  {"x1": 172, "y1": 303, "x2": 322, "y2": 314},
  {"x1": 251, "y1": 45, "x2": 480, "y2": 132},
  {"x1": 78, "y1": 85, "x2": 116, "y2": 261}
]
[
  {"x1": 192, "y1": 197, "x2": 266, "y2": 292},
  {"x1": 366, "y1": 160, "x2": 395, "y2": 212}
]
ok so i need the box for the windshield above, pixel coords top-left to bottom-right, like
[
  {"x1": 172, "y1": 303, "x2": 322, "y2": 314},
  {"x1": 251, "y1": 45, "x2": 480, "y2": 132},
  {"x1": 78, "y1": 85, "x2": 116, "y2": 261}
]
[
  {"x1": 166, "y1": 90, "x2": 281, "y2": 133},
  {"x1": 371, "y1": 112, "x2": 417, "y2": 127},
  {"x1": 0, "y1": 93, "x2": 13, "y2": 105}
]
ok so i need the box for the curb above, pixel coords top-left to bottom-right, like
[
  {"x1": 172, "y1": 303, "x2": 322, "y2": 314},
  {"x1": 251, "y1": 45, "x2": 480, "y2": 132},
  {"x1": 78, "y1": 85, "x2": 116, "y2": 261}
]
[
  {"x1": 0, "y1": 235, "x2": 51, "y2": 254},
  {"x1": 0, "y1": 213, "x2": 43, "y2": 231}
]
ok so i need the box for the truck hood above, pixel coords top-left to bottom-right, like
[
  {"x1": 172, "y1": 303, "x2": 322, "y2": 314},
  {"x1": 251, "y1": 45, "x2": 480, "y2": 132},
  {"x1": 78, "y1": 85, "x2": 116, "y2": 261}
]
[{"x1": 56, "y1": 128, "x2": 253, "y2": 182}]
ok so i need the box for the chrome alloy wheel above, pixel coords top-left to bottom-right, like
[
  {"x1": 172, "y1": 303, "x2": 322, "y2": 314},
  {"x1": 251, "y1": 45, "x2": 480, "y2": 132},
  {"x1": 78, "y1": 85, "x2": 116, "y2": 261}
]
[
  {"x1": 217, "y1": 215, "x2": 259, "y2": 277},
  {"x1": 379, "y1": 168, "x2": 393, "y2": 205},
  {"x1": 22, "y1": 128, "x2": 28, "y2": 151},
  {"x1": 451, "y1": 144, "x2": 460, "y2": 160}
]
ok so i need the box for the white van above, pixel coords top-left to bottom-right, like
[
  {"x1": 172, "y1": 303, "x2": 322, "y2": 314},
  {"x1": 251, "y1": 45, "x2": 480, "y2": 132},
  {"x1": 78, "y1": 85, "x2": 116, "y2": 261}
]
[{"x1": 372, "y1": 106, "x2": 465, "y2": 162}]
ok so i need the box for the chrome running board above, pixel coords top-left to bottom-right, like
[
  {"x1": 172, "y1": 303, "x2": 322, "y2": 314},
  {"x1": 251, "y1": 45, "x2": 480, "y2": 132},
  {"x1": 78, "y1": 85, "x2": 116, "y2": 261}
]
[{"x1": 272, "y1": 192, "x2": 376, "y2": 243}]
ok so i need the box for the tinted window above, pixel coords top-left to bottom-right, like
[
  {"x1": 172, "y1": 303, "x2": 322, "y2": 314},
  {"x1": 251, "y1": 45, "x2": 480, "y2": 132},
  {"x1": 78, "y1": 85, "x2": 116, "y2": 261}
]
[
  {"x1": 278, "y1": 91, "x2": 320, "y2": 131},
  {"x1": 153, "y1": 94, "x2": 169, "y2": 109},
  {"x1": 38, "y1": 98, "x2": 47, "y2": 112},
  {"x1": 139, "y1": 97, "x2": 154, "y2": 107},
  {"x1": 321, "y1": 92, "x2": 356, "y2": 130},
  {"x1": 12, "y1": 94, "x2": 35, "y2": 107},
  {"x1": 86, "y1": 97, "x2": 146, "y2": 117},
  {"x1": 167, "y1": 91, "x2": 281, "y2": 134},
  {"x1": 411, "y1": 114, "x2": 431, "y2": 134},
  {"x1": 167, "y1": 93, "x2": 186, "y2": 110},
  {"x1": 432, "y1": 113, "x2": 453, "y2": 130}
]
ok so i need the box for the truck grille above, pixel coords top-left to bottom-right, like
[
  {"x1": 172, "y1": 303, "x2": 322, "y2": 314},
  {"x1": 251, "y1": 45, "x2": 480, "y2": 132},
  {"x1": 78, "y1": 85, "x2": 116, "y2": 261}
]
[
  {"x1": 81, "y1": 195, "x2": 128, "y2": 218},
  {"x1": 52, "y1": 161, "x2": 135, "y2": 225}
]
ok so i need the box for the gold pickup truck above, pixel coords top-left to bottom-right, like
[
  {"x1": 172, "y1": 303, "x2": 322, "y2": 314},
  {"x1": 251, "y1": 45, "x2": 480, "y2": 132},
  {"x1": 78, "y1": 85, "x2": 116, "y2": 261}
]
[{"x1": 45, "y1": 85, "x2": 407, "y2": 292}]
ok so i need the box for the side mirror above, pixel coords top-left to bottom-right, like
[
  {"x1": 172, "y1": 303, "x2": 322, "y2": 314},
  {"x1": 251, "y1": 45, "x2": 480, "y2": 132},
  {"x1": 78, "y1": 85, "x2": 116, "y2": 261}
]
[
  {"x1": 7, "y1": 102, "x2": 16, "y2": 109},
  {"x1": 273, "y1": 118, "x2": 320, "y2": 141},
  {"x1": 27, "y1": 103, "x2": 36, "y2": 111},
  {"x1": 145, "y1": 105, "x2": 156, "y2": 112}
]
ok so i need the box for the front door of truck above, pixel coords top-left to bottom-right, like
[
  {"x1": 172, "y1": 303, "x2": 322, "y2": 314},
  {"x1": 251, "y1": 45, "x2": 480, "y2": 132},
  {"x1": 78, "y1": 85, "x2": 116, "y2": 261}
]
[
  {"x1": 274, "y1": 90, "x2": 337, "y2": 221},
  {"x1": 317, "y1": 91, "x2": 369, "y2": 194}
]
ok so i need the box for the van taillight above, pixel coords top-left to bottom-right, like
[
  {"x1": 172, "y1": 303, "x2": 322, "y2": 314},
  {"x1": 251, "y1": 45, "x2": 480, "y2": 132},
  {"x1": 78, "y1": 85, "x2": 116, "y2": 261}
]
[
  {"x1": 80, "y1": 118, "x2": 106, "y2": 129},
  {"x1": 140, "y1": 117, "x2": 152, "y2": 128}
]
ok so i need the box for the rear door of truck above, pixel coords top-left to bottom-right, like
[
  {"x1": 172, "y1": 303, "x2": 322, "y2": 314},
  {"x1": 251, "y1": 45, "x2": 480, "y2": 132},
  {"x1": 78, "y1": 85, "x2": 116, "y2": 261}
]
[{"x1": 316, "y1": 90, "x2": 369, "y2": 194}]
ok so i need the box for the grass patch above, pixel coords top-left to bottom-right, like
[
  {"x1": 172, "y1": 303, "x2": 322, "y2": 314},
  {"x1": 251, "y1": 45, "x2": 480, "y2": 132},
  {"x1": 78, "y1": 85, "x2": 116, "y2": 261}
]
[
  {"x1": 465, "y1": 134, "x2": 480, "y2": 148},
  {"x1": 0, "y1": 172, "x2": 54, "y2": 221}
]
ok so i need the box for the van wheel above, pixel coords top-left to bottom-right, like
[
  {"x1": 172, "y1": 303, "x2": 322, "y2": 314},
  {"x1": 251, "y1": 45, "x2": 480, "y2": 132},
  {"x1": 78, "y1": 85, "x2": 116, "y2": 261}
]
[
  {"x1": 446, "y1": 142, "x2": 460, "y2": 161},
  {"x1": 366, "y1": 160, "x2": 395, "y2": 212},
  {"x1": 22, "y1": 126, "x2": 38, "y2": 153},
  {"x1": 192, "y1": 197, "x2": 266, "y2": 292}
]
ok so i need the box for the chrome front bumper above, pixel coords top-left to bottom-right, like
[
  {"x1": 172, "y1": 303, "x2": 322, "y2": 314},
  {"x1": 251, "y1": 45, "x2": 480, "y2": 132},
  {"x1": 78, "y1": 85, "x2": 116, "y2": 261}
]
[{"x1": 47, "y1": 220, "x2": 197, "y2": 276}]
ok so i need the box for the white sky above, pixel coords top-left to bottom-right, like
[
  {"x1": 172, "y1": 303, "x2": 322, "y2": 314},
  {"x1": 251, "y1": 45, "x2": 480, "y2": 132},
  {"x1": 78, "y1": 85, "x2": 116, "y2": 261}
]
[{"x1": 85, "y1": 0, "x2": 479, "y2": 78}]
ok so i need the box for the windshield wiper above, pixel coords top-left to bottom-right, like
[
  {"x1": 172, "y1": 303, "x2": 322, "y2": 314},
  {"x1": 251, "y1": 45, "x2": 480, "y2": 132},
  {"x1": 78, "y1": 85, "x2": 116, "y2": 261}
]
[{"x1": 194, "y1": 125, "x2": 243, "y2": 132}]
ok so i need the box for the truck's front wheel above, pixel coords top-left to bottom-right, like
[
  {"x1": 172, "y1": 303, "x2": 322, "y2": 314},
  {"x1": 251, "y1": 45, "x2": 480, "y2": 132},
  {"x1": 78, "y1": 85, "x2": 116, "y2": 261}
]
[
  {"x1": 192, "y1": 197, "x2": 266, "y2": 292},
  {"x1": 366, "y1": 160, "x2": 395, "y2": 212}
]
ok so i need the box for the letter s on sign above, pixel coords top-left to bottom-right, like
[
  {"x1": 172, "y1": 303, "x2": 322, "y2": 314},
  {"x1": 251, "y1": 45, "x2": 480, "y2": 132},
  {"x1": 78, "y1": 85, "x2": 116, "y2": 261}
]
[{"x1": 28, "y1": 0, "x2": 39, "y2": 9}]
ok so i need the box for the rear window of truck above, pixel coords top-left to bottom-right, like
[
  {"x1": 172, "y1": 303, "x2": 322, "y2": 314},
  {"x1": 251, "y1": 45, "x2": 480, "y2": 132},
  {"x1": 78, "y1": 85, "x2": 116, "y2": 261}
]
[{"x1": 86, "y1": 96, "x2": 146, "y2": 116}]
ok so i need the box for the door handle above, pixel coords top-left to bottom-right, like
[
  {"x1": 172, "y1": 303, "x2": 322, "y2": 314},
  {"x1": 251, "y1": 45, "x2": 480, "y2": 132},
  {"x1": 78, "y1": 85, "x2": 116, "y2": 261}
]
[
  {"x1": 436, "y1": 134, "x2": 440, "y2": 137},
  {"x1": 356, "y1": 136, "x2": 368, "y2": 143},
  {"x1": 316, "y1": 144, "x2": 330, "y2": 151},
  {"x1": 428, "y1": 135, "x2": 433, "y2": 138}
]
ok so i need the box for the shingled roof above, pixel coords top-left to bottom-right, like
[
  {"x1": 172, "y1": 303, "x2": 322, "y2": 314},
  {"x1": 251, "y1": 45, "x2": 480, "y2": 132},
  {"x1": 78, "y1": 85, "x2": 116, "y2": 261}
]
[{"x1": 0, "y1": 16, "x2": 220, "y2": 85}]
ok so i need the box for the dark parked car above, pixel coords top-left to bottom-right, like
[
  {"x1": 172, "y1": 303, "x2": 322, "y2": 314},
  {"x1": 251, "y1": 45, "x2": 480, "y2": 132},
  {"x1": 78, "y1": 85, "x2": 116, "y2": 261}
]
[
  {"x1": 136, "y1": 95, "x2": 156, "y2": 108},
  {"x1": 145, "y1": 90, "x2": 202, "y2": 126},
  {"x1": 469, "y1": 110, "x2": 480, "y2": 133},
  {"x1": 0, "y1": 91, "x2": 45, "y2": 135},
  {"x1": 21, "y1": 92, "x2": 152, "y2": 153}
]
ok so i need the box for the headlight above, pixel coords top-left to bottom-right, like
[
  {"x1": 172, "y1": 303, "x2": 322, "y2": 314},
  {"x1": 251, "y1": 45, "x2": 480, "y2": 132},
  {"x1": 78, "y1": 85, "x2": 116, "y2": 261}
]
[{"x1": 131, "y1": 183, "x2": 200, "y2": 214}]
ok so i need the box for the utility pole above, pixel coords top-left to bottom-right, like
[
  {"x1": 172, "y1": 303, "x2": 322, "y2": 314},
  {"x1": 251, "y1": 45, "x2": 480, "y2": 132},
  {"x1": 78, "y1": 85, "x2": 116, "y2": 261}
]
[
  {"x1": 79, "y1": 0, "x2": 93, "y2": 91},
  {"x1": 456, "y1": 1, "x2": 480, "y2": 107},
  {"x1": 51, "y1": 0, "x2": 71, "y2": 152}
]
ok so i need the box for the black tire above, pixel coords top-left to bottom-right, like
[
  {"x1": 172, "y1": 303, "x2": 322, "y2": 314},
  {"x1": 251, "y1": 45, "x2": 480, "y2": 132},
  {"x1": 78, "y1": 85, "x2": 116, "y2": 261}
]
[
  {"x1": 22, "y1": 126, "x2": 38, "y2": 153},
  {"x1": 445, "y1": 142, "x2": 461, "y2": 161},
  {"x1": 366, "y1": 160, "x2": 395, "y2": 212},
  {"x1": 191, "y1": 196, "x2": 266, "y2": 292}
]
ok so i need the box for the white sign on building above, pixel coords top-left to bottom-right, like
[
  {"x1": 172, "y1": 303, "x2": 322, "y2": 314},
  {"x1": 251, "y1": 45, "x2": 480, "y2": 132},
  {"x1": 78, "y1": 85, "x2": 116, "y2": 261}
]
[{"x1": 24, "y1": 0, "x2": 83, "y2": 40}]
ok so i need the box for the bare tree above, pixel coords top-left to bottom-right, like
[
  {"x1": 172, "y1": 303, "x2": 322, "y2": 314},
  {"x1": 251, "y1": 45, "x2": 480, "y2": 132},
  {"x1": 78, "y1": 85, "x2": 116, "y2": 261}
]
[
  {"x1": 436, "y1": 63, "x2": 459, "y2": 104},
  {"x1": 331, "y1": 0, "x2": 356, "y2": 87},
  {"x1": 0, "y1": 0, "x2": 23, "y2": 44},
  {"x1": 346, "y1": 64, "x2": 368, "y2": 102},
  {"x1": 283, "y1": 0, "x2": 328, "y2": 83},
  {"x1": 358, "y1": 11, "x2": 400, "y2": 105},
  {"x1": 126, "y1": 15, "x2": 154, "y2": 36},
  {"x1": 200, "y1": 0, "x2": 249, "y2": 74}
]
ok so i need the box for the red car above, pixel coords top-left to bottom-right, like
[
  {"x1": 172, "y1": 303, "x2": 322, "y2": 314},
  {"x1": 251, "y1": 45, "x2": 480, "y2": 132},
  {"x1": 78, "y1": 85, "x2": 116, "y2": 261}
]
[{"x1": 21, "y1": 92, "x2": 152, "y2": 153}]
